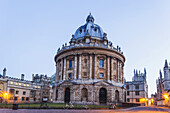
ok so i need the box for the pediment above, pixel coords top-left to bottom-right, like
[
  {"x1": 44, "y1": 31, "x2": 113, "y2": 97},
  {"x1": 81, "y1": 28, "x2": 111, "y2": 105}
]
[
  {"x1": 95, "y1": 81, "x2": 111, "y2": 86},
  {"x1": 59, "y1": 81, "x2": 74, "y2": 86}
]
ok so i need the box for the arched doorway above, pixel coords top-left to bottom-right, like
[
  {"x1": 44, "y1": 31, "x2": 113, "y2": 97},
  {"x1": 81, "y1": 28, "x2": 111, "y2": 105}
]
[
  {"x1": 81, "y1": 88, "x2": 88, "y2": 101},
  {"x1": 115, "y1": 90, "x2": 119, "y2": 102},
  {"x1": 99, "y1": 88, "x2": 107, "y2": 104},
  {"x1": 64, "y1": 87, "x2": 70, "y2": 103}
]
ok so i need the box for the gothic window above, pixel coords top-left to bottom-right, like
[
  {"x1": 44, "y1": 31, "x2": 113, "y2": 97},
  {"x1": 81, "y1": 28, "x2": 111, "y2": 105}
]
[
  {"x1": 135, "y1": 84, "x2": 139, "y2": 89},
  {"x1": 135, "y1": 91, "x2": 139, "y2": 95},
  {"x1": 99, "y1": 73, "x2": 104, "y2": 78},
  {"x1": 100, "y1": 59, "x2": 104, "y2": 68},
  {"x1": 69, "y1": 60, "x2": 72, "y2": 68}
]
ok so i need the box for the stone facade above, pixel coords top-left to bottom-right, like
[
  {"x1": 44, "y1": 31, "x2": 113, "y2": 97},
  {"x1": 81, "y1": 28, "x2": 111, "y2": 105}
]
[
  {"x1": 156, "y1": 59, "x2": 170, "y2": 106},
  {"x1": 125, "y1": 69, "x2": 148, "y2": 104},
  {"x1": 53, "y1": 14, "x2": 126, "y2": 105},
  {"x1": 0, "y1": 68, "x2": 51, "y2": 103}
]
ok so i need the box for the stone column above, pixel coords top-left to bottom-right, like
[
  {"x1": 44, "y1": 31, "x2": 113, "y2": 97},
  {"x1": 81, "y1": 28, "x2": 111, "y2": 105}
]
[
  {"x1": 89, "y1": 54, "x2": 93, "y2": 79},
  {"x1": 107, "y1": 56, "x2": 110, "y2": 81},
  {"x1": 61, "y1": 58, "x2": 64, "y2": 80},
  {"x1": 74, "y1": 55, "x2": 77, "y2": 79},
  {"x1": 111, "y1": 57, "x2": 114, "y2": 81},
  {"x1": 78, "y1": 55, "x2": 81, "y2": 79},
  {"x1": 117, "y1": 60, "x2": 120, "y2": 82},
  {"x1": 55, "y1": 62, "x2": 59, "y2": 82},
  {"x1": 53, "y1": 87, "x2": 56, "y2": 101},
  {"x1": 94, "y1": 54, "x2": 97, "y2": 79},
  {"x1": 63, "y1": 57, "x2": 66, "y2": 80}
]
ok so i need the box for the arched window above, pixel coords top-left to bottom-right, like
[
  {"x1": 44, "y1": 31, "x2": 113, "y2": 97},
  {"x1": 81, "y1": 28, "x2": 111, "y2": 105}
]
[
  {"x1": 115, "y1": 90, "x2": 119, "y2": 102},
  {"x1": 81, "y1": 88, "x2": 88, "y2": 101}
]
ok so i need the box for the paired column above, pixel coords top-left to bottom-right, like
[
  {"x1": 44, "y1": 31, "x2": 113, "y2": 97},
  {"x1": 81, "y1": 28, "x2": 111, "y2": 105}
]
[
  {"x1": 78, "y1": 55, "x2": 81, "y2": 79},
  {"x1": 89, "y1": 54, "x2": 93, "y2": 79},
  {"x1": 74, "y1": 55, "x2": 77, "y2": 79},
  {"x1": 94, "y1": 54, "x2": 97, "y2": 79},
  {"x1": 61, "y1": 58, "x2": 64, "y2": 80},
  {"x1": 63, "y1": 57, "x2": 66, "y2": 80}
]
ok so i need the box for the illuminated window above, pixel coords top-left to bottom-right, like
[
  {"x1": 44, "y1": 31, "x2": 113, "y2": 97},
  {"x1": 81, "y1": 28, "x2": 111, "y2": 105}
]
[
  {"x1": 136, "y1": 98, "x2": 140, "y2": 102},
  {"x1": 19, "y1": 83, "x2": 22, "y2": 85},
  {"x1": 16, "y1": 82, "x2": 18, "y2": 85},
  {"x1": 10, "y1": 82, "x2": 14, "y2": 84},
  {"x1": 27, "y1": 84, "x2": 29, "y2": 87},
  {"x1": 38, "y1": 86, "x2": 40, "y2": 88},
  {"x1": 35, "y1": 86, "x2": 37, "y2": 88},
  {"x1": 24, "y1": 84, "x2": 26, "y2": 87}
]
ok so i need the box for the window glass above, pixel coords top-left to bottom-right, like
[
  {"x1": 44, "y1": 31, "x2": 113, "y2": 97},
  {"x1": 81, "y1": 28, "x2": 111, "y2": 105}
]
[
  {"x1": 135, "y1": 91, "x2": 139, "y2": 95},
  {"x1": 135, "y1": 84, "x2": 139, "y2": 89},
  {"x1": 69, "y1": 60, "x2": 72, "y2": 68},
  {"x1": 99, "y1": 73, "x2": 104, "y2": 78},
  {"x1": 69, "y1": 73, "x2": 72, "y2": 78},
  {"x1": 100, "y1": 59, "x2": 104, "y2": 68}
]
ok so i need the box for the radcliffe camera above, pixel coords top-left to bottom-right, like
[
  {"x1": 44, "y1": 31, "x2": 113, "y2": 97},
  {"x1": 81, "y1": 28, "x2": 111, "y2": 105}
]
[{"x1": 0, "y1": 1, "x2": 170, "y2": 113}]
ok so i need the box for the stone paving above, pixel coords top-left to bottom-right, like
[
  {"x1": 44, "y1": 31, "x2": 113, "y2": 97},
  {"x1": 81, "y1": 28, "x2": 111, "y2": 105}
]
[{"x1": 0, "y1": 106, "x2": 169, "y2": 113}]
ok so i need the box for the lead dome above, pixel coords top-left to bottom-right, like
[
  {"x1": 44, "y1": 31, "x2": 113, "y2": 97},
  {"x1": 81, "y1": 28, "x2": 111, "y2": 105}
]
[{"x1": 73, "y1": 14, "x2": 105, "y2": 39}]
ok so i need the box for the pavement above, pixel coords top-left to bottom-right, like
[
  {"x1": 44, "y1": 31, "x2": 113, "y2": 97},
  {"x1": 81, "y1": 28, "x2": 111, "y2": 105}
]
[{"x1": 0, "y1": 106, "x2": 169, "y2": 113}]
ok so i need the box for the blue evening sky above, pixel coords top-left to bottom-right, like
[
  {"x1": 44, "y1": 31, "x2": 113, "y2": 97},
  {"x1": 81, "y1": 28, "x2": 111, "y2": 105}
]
[{"x1": 1, "y1": 0, "x2": 170, "y2": 97}]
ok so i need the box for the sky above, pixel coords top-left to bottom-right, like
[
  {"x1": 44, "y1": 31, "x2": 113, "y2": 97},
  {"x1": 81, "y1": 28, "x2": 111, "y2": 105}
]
[{"x1": 0, "y1": 0, "x2": 170, "y2": 97}]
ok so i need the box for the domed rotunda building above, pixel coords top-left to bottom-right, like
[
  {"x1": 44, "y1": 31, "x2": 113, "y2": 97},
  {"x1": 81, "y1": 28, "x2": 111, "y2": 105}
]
[{"x1": 53, "y1": 14, "x2": 126, "y2": 105}]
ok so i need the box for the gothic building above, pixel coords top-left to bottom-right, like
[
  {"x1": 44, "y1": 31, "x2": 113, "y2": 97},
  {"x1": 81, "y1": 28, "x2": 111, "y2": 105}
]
[
  {"x1": 53, "y1": 14, "x2": 126, "y2": 105},
  {"x1": 0, "y1": 68, "x2": 51, "y2": 103},
  {"x1": 156, "y1": 60, "x2": 170, "y2": 106},
  {"x1": 125, "y1": 69, "x2": 148, "y2": 104}
]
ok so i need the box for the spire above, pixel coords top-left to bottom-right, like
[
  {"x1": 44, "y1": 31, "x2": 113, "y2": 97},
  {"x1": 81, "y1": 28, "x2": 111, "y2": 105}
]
[
  {"x1": 134, "y1": 69, "x2": 136, "y2": 75},
  {"x1": 160, "y1": 70, "x2": 162, "y2": 82},
  {"x1": 144, "y1": 68, "x2": 146, "y2": 74},
  {"x1": 160, "y1": 70, "x2": 162, "y2": 78},
  {"x1": 86, "y1": 13, "x2": 94, "y2": 23},
  {"x1": 164, "y1": 59, "x2": 168, "y2": 68},
  {"x1": 3, "y1": 68, "x2": 6, "y2": 77}
]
